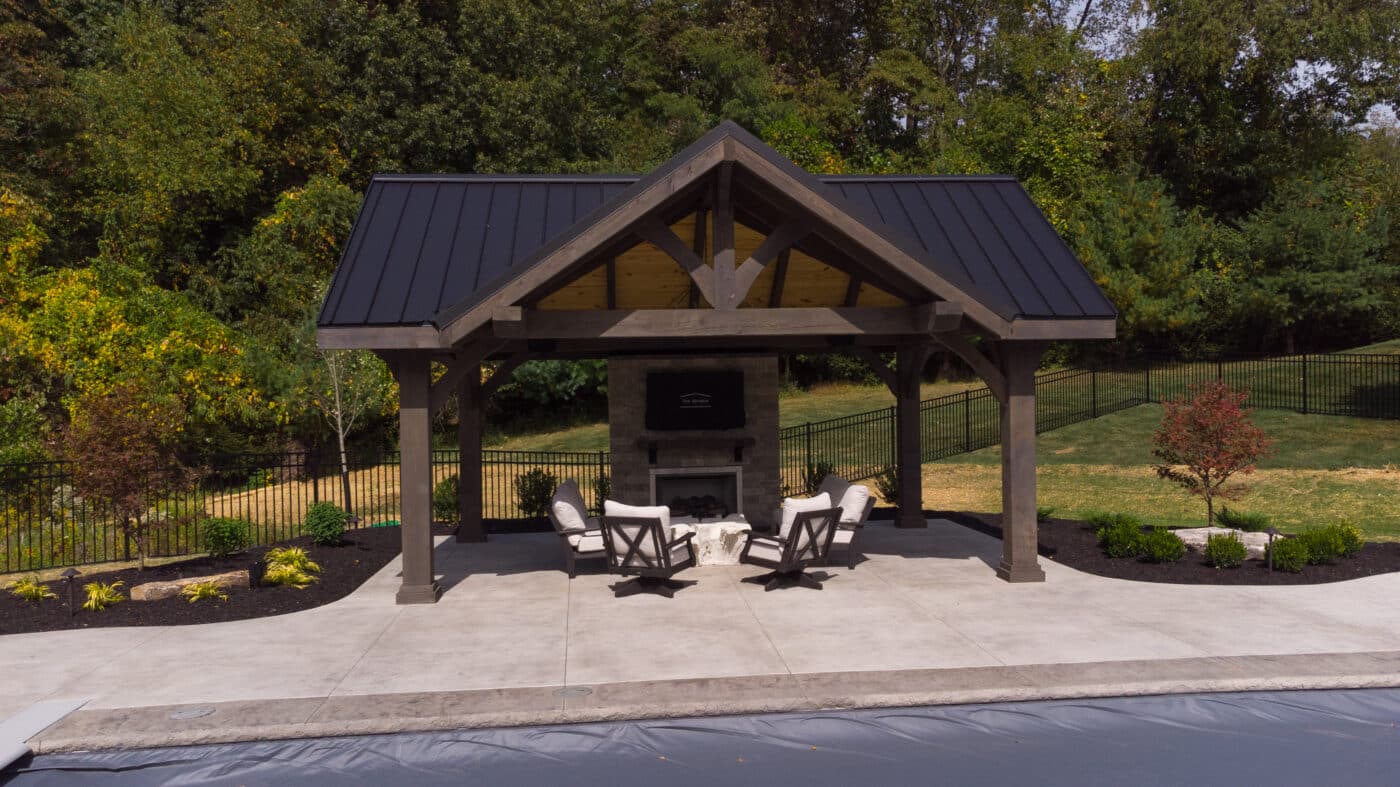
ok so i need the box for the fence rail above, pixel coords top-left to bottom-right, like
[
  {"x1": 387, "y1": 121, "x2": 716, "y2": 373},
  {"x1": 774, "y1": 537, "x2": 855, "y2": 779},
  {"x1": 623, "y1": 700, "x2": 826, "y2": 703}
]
[{"x1": 3, "y1": 350, "x2": 1397, "y2": 573}]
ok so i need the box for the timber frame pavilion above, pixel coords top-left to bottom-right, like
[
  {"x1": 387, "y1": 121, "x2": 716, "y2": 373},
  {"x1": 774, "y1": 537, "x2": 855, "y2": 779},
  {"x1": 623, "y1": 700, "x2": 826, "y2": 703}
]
[{"x1": 317, "y1": 122, "x2": 1117, "y2": 604}]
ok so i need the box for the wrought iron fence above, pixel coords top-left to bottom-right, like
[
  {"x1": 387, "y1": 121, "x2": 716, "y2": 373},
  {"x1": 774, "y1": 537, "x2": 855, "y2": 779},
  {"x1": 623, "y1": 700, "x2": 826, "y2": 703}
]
[{"x1": 3, "y1": 350, "x2": 1397, "y2": 573}]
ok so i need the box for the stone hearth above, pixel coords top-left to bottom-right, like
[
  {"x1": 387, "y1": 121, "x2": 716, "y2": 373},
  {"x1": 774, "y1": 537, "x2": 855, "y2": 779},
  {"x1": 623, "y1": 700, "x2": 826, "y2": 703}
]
[{"x1": 609, "y1": 357, "x2": 779, "y2": 529}]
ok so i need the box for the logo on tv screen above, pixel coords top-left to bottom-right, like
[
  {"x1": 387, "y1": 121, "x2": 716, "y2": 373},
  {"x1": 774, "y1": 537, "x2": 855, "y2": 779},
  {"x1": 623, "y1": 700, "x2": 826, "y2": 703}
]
[{"x1": 646, "y1": 371, "x2": 744, "y2": 430}]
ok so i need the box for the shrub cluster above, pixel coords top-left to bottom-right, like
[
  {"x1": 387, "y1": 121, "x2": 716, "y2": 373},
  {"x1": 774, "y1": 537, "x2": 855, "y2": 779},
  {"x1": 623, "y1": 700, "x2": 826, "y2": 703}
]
[
  {"x1": 1204, "y1": 531, "x2": 1247, "y2": 569},
  {"x1": 873, "y1": 466, "x2": 898, "y2": 503},
  {"x1": 1265, "y1": 538, "x2": 1310, "y2": 573},
  {"x1": 433, "y1": 474, "x2": 460, "y2": 522},
  {"x1": 7, "y1": 576, "x2": 56, "y2": 602},
  {"x1": 263, "y1": 546, "x2": 322, "y2": 589},
  {"x1": 304, "y1": 502, "x2": 349, "y2": 546},
  {"x1": 802, "y1": 460, "x2": 837, "y2": 495},
  {"x1": 181, "y1": 580, "x2": 229, "y2": 603},
  {"x1": 1141, "y1": 527, "x2": 1187, "y2": 563},
  {"x1": 1216, "y1": 507, "x2": 1271, "y2": 532},
  {"x1": 514, "y1": 469, "x2": 558, "y2": 518},
  {"x1": 82, "y1": 581, "x2": 125, "y2": 611},
  {"x1": 1296, "y1": 522, "x2": 1364, "y2": 565},
  {"x1": 202, "y1": 517, "x2": 250, "y2": 557},
  {"x1": 1091, "y1": 512, "x2": 1145, "y2": 558}
]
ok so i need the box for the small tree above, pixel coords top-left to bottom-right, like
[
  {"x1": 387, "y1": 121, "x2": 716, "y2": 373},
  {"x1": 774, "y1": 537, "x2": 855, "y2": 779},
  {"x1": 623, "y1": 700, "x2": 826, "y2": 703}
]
[
  {"x1": 60, "y1": 385, "x2": 193, "y2": 570},
  {"x1": 315, "y1": 348, "x2": 392, "y2": 517},
  {"x1": 1152, "y1": 381, "x2": 1274, "y2": 527}
]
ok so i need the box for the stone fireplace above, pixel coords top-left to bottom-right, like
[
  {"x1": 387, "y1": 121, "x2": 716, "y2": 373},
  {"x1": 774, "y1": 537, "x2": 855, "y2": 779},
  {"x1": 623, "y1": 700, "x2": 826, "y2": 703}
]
[{"x1": 609, "y1": 356, "x2": 779, "y2": 528}]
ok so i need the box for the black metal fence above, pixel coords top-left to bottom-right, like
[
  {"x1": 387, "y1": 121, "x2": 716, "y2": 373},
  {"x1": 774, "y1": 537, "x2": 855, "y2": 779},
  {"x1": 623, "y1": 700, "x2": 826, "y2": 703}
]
[{"x1": 3, "y1": 351, "x2": 1397, "y2": 573}]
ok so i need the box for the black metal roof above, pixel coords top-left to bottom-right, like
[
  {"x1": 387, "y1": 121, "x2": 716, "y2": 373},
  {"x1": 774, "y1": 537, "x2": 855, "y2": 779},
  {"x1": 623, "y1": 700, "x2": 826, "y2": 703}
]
[{"x1": 319, "y1": 132, "x2": 1115, "y2": 330}]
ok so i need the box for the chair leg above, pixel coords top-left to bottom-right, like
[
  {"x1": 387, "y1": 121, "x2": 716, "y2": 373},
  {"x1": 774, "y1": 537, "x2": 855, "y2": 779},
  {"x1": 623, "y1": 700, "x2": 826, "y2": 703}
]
[
  {"x1": 566, "y1": 549, "x2": 577, "y2": 579},
  {"x1": 742, "y1": 570, "x2": 782, "y2": 587},
  {"x1": 792, "y1": 572, "x2": 823, "y2": 591},
  {"x1": 847, "y1": 548, "x2": 859, "y2": 570},
  {"x1": 612, "y1": 577, "x2": 680, "y2": 598}
]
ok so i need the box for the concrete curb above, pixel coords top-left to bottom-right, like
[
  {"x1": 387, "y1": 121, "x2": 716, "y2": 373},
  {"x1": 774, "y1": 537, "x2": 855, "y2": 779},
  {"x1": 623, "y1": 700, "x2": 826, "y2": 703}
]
[{"x1": 28, "y1": 650, "x2": 1400, "y2": 754}]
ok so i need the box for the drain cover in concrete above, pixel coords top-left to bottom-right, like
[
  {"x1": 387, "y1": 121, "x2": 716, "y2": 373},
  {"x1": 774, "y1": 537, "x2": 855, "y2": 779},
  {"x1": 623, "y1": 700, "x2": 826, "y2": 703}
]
[
  {"x1": 169, "y1": 707, "x2": 216, "y2": 721},
  {"x1": 552, "y1": 687, "x2": 593, "y2": 698}
]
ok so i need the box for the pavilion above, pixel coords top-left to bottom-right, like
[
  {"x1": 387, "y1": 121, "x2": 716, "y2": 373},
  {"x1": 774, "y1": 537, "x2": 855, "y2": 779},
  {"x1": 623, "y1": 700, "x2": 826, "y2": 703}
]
[{"x1": 317, "y1": 122, "x2": 1116, "y2": 604}]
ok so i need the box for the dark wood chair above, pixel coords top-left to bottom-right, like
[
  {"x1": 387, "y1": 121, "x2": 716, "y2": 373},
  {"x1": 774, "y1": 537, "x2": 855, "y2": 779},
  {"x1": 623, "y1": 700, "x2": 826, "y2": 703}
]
[
  {"x1": 599, "y1": 515, "x2": 697, "y2": 598},
  {"x1": 547, "y1": 480, "x2": 606, "y2": 578},
  {"x1": 818, "y1": 475, "x2": 875, "y2": 570},
  {"x1": 740, "y1": 507, "x2": 842, "y2": 591}
]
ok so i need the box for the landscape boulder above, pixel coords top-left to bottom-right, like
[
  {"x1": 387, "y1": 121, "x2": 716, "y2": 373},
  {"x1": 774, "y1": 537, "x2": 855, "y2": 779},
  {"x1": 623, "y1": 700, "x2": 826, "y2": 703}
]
[
  {"x1": 130, "y1": 570, "x2": 249, "y2": 601},
  {"x1": 1175, "y1": 527, "x2": 1270, "y2": 560}
]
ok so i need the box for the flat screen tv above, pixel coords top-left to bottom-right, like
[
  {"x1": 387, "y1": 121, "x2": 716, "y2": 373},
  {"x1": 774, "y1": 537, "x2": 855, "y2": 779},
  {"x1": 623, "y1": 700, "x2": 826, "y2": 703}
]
[{"x1": 646, "y1": 370, "x2": 746, "y2": 431}]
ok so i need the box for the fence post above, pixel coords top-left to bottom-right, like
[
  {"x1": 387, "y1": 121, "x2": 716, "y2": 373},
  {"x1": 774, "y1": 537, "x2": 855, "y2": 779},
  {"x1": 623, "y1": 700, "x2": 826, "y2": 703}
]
[
  {"x1": 888, "y1": 406, "x2": 897, "y2": 469},
  {"x1": 310, "y1": 449, "x2": 320, "y2": 504},
  {"x1": 597, "y1": 450, "x2": 608, "y2": 509},
  {"x1": 804, "y1": 421, "x2": 813, "y2": 475},
  {"x1": 1301, "y1": 353, "x2": 1309, "y2": 414},
  {"x1": 1216, "y1": 359, "x2": 1223, "y2": 381},
  {"x1": 1091, "y1": 367, "x2": 1099, "y2": 418},
  {"x1": 962, "y1": 390, "x2": 972, "y2": 452}
]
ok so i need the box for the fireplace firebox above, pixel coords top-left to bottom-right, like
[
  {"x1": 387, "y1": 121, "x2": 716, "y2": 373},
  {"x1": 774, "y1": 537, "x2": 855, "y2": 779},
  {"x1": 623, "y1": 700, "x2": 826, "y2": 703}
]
[{"x1": 651, "y1": 467, "x2": 741, "y2": 519}]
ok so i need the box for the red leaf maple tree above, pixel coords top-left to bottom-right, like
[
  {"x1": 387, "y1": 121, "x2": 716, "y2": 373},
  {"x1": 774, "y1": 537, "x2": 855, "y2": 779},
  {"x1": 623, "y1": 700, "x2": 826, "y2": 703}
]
[{"x1": 1152, "y1": 380, "x2": 1274, "y2": 527}]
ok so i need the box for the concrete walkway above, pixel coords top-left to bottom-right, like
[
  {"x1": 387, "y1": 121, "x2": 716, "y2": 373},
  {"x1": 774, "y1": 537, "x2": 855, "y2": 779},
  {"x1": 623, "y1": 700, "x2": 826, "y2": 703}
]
[{"x1": 5, "y1": 519, "x2": 1400, "y2": 752}]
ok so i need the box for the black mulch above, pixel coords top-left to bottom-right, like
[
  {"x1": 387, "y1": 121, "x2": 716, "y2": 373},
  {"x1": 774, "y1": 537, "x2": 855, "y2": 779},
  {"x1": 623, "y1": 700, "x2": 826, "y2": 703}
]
[
  {"x1": 1, "y1": 523, "x2": 452, "y2": 636},
  {"x1": 940, "y1": 510, "x2": 1400, "y2": 585}
]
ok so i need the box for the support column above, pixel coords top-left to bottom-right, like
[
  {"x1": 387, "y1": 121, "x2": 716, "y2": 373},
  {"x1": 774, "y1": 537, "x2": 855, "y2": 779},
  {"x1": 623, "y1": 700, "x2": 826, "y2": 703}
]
[
  {"x1": 997, "y1": 341, "x2": 1046, "y2": 582},
  {"x1": 456, "y1": 367, "x2": 486, "y2": 543},
  {"x1": 895, "y1": 344, "x2": 927, "y2": 529},
  {"x1": 395, "y1": 352, "x2": 442, "y2": 604}
]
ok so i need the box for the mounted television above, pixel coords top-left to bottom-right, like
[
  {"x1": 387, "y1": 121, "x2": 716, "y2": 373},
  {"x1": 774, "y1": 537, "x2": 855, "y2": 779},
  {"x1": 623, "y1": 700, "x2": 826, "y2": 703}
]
[{"x1": 646, "y1": 370, "x2": 746, "y2": 431}]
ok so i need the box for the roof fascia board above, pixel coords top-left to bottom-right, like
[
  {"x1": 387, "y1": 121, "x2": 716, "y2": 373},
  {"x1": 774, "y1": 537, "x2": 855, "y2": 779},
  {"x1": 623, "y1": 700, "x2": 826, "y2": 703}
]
[
  {"x1": 316, "y1": 325, "x2": 441, "y2": 350},
  {"x1": 1006, "y1": 318, "x2": 1117, "y2": 340}
]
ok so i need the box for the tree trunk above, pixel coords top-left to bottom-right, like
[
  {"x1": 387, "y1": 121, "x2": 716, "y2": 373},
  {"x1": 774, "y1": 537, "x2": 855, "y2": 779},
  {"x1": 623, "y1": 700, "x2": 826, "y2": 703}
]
[
  {"x1": 1206, "y1": 492, "x2": 1214, "y2": 528},
  {"x1": 337, "y1": 430, "x2": 353, "y2": 517}
]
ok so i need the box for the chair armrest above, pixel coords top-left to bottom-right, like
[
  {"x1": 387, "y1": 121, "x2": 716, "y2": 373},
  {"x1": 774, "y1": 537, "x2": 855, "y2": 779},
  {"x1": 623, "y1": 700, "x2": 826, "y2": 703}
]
[
  {"x1": 838, "y1": 521, "x2": 863, "y2": 531},
  {"x1": 746, "y1": 532, "x2": 784, "y2": 547},
  {"x1": 556, "y1": 524, "x2": 600, "y2": 538},
  {"x1": 667, "y1": 531, "x2": 695, "y2": 548}
]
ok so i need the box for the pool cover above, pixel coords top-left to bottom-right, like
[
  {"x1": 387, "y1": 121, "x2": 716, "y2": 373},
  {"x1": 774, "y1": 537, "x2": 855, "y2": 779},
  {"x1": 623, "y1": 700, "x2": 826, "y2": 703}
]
[{"x1": 8, "y1": 689, "x2": 1400, "y2": 786}]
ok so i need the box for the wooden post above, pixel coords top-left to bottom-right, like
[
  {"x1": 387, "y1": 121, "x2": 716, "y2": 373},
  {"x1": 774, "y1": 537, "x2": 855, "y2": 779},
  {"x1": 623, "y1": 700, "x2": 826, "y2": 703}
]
[
  {"x1": 713, "y1": 163, "x2": 737, "y2": 309},
  {"x1": 895, "y1": 344, "x2": 928, "y2": 529},
  {"x1": 997, "y1": 341, "x2": 1046, "y2": 582},
  {"x1": 457, "y1": 367, "x2": 486, "y2": 543},
  {"x1": 394, "y1": 352, "x2": 442, "y2": 604}
]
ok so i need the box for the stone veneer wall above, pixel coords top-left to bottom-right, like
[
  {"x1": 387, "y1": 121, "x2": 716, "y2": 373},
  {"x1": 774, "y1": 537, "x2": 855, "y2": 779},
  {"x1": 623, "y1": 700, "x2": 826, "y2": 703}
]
[{"x1": 608, "y1": 356, "x2": 779, "y2": 528}]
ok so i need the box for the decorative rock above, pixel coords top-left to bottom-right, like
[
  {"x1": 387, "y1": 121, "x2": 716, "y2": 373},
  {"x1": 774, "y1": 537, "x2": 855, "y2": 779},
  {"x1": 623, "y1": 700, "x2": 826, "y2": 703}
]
[
  {"x1": 1175, "y1": 527, "x2": 1270, "y2": 560},
  {"x1": 130, "y1": 571, "x2": 249, "y2": 602},
  {"x1": 670, "y1": 516, "x2": 753, "y2": 566}
]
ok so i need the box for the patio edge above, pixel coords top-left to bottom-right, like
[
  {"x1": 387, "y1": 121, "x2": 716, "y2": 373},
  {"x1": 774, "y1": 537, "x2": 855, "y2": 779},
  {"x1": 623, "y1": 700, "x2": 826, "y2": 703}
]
[{"x1": 26, "y1": 650, "x2": 1400, "y2": 754}]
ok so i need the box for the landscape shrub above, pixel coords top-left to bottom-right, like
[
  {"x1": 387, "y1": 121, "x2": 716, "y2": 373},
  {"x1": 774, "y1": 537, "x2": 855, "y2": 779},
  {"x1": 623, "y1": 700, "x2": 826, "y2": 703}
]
[
  {"x1": 82, "y1": 581, "x2": 125, "y2": 611},
  {"x1": 802, "y1": 460, "x2": 837, "y2": 494},
  {"x1": 263, "y1": 547, "x2": 321, "y2": 588},
  {"x1": 1141, "y1": 527, "x2": 1187, "y2": 563},
  {"x1": 874, "y1": 466, "x2": 898, "y2": 503},
  {"x1": 514, "y1": 469, "x2": 558, "y2": 518},
  {"x1": 1093, "y1": 513, "x2": 1146, "y2": 558},
  {"x1": 433, "y1": 475, "x2": 459, "y2": 522},
  {"x1": 201, "y1": 517, "x2": 250, "y2": 557},
  {"x1": 591, "y1": 475, "x2": 611, "y2": 516},
  {"x1": 1296, "y1": 523, "x2": 1364, "y2": 564},
  {"x1": 6, "y1": 576, "x2": 56, "y2": 602},
  {"x1": 263, "y1": 564, "x2": 315, "y2": 589},
  {"x1": 1266, "y1": 538, "x2": 1310, "y2": 573},
  {"x1": 1204, "y1": 531, "x2": 1248, "y2": 568},
  {"x1": 181, "y1": 580, "x2": 228, "y2": 603},
  {"x1": 1216, "y1": 507, "x2": 1271, "y2": 532},
  {"x1": 304, "y1": 502, "x2": 348, "y2": 546}
]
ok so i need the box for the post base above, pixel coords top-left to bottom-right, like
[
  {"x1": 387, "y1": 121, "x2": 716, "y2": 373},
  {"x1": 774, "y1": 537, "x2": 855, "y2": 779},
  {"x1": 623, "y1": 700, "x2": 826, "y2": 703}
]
[
  {"x1": 895, "y1": 511, "x2": 928, "y2": 529},
  {"x1": 995, "y1": 560, "x2": 1046, "y2": 583},
  {"x1": 395, "y1": 581, "x2": 443, "y2": 604},
  {"x1": 454, "y1": 523, "x2": 487, "y2": 543}
]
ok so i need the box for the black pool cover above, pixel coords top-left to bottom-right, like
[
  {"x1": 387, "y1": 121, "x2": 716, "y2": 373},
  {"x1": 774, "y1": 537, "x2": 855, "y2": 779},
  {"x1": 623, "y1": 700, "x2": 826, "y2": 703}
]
[{"x1": 8, "y1": 689, "x2": 1400, "y2": 786}]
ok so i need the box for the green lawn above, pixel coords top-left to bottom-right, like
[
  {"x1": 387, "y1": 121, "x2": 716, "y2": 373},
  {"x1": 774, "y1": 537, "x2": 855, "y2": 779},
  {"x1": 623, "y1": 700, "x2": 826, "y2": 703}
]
[{"x1": 926, "y1": 404, "x2": 1400, "y2": 540}]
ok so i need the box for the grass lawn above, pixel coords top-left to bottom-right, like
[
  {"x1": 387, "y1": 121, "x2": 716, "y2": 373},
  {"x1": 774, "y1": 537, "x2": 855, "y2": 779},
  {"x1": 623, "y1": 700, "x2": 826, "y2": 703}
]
[
  {"x1": 492, "y1": 378, "x2": 986, "y2": 452},
  {"x1": 922, "y1": 404, "x2": 1400, "y2": 540}
]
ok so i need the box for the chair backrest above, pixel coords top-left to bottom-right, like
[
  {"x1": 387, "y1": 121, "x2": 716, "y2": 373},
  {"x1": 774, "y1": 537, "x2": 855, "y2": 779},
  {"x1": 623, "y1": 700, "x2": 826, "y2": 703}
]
[
  {"x1": 599, "y1": 516, "x2": 672, "y2": 570},
  {"x1": 781, "y1": 507, "x2": 841, "y2": 569},
  {"x1": 548, "y1": 480, "x2": 589, "y2": 535}
]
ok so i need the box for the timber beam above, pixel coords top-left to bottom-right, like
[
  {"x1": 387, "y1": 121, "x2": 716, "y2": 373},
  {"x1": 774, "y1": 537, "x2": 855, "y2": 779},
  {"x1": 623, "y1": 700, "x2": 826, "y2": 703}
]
[
  {"x1": 637, "y1": 218, "x2": 716, "y2": 305},
  {"x1": 493, "y1": 305, "x2": 964, "y2": 341}
]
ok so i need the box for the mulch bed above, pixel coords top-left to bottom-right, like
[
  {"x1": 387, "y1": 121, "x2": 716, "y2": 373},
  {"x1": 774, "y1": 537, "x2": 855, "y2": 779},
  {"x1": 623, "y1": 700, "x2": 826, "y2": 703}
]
[
  {"x1": 0, "y1": 524, "x2": 451, "y2": 636},
  {"x1": 941, "y1": 510, "x2": 1400, "y2": 585}
]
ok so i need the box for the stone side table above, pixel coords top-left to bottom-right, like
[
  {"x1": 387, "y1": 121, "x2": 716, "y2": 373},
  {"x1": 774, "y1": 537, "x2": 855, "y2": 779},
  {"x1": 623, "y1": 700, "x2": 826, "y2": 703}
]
[{"x1": 670, "y1": 515, "x2": 752, "y2": 566}]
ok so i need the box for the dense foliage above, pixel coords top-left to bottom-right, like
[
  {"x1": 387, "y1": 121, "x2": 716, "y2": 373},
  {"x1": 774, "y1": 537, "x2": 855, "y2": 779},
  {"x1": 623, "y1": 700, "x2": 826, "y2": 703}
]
[
  {"x1": 3, "y1": 0, "x2": 1398, "y2": 459},
  {"x1": 1152, "y1": 382, "x2": 1274, "y2": 527}
]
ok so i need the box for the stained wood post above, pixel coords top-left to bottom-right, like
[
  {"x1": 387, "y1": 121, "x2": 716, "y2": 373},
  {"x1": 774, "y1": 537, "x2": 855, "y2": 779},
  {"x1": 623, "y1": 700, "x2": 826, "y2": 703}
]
[
  {"x1": 895, "y1": 344, "x2": 927, "y2": 529},
  {"x1": 394, "y1": 352, "x2": 442, "y2": 603},
  {"x1": 997, "y1": 341, "x2": 1046, "y2": 582},
  {"x1": 457, "y1": 367, "x2": 486, "y2": 543}
]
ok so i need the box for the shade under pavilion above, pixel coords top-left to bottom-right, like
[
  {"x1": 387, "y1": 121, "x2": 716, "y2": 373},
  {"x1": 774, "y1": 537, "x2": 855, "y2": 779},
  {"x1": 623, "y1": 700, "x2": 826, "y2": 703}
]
[{"x1": 317, "y1": 121, "x2": 1117, "y2": 604}]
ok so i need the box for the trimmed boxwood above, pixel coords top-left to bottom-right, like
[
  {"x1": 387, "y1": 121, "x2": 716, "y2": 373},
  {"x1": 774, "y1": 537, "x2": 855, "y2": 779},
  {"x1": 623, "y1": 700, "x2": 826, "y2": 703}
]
[
  {"x1": 304, "y1": 501, "x2": 349, "y2": 546},
  {"x1": 201, "y1": 517, "x2": 250, "y2": 558},
  {"x1": 1141, "y1": 527, "x2": 1187, "y2": 563},
  {"x1": 1091, "y1": 512, "x2": 1145, "y2": 559},
  {"x1": 1266, "y1": 537, "x2": 1310, "y2": 573},
  {"x1": 1204, "y1": 531, "x2": 1247, "y2": 569}
]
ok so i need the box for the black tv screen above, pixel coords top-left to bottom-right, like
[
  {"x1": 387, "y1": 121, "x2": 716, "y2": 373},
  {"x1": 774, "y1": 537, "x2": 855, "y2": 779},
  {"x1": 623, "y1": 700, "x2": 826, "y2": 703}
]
[{"x1": 646, "y1": 371, "x2": 746, "y2": 431}]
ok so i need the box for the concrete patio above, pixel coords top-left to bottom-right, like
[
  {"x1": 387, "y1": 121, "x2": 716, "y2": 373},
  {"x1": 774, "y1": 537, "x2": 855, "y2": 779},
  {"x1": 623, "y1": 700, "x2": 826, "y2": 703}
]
[{"x1": 6, "y1": 518, "x2": 1400, "y2": 752}]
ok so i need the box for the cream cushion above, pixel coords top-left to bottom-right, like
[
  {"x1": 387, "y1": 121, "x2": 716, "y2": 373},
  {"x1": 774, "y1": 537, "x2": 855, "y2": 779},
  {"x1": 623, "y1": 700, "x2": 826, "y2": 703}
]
[
  {"x1": 779, "y1": 492, "x2": 831, "y2": 538},
  {"x1": 831, "y1": 527, "x2": 855, "y2": 545},
  {"x1": 551, "y1": 481, "x2": 592, "y2": 544},
  {"x1": 574, "y1": 532, "x2": 605, "y2": 553},
  {"x1": 818, "y1": 476, "x2": 869, "y2": 524},
  {"x1": 603, "y1": 501, "x2": 673, "y2": 565},
  {"x1": 745, "y1": 537, "x2": 783, "y2": 563}
]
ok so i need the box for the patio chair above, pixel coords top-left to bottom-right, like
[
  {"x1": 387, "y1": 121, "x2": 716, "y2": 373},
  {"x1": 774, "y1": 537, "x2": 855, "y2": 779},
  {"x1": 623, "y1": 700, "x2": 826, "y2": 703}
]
[
  {"x1": 598, "y1": 511, "x2": 696, "y2": 598},
  {"x1": 547, "y1": 480, "x2": 606, "y2": 578},
  {"x1": 817, "y1": 475, "x2": 876, "y2": 570},
  {"x1": 740, "y1": 507, "x2": 842, "y2": 591}
]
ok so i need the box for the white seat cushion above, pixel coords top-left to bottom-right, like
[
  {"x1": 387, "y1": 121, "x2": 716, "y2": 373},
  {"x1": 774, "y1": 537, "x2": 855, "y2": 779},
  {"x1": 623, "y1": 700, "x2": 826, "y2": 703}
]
[
  {"x1": 603, "y1": 500, "x2": 672, "y2": 565},
  {"x1": 573, "y1": 532, "x2": 605, "y2": 553},
  {"x1": 745, "y1": 537, "x2": 783, "y2": 563},
  {"x1": 831, "y1": 527, "x2": 854, "y2": 546},
  {"x1": 668, "y1": 540, "x2": 692, "y2": 566},
  {"x1": 835, "y1": 484, "x2": 870, "y2": 525},
  {"x1": 779, "y1": 492, "x2": 831, "y2": 538}
]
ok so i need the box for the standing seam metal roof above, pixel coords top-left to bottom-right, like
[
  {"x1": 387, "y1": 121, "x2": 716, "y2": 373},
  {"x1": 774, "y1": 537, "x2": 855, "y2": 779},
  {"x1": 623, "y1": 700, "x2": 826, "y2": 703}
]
[{"x1": 319, "y1": 165, "x2": 1115, "y2": 330}]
